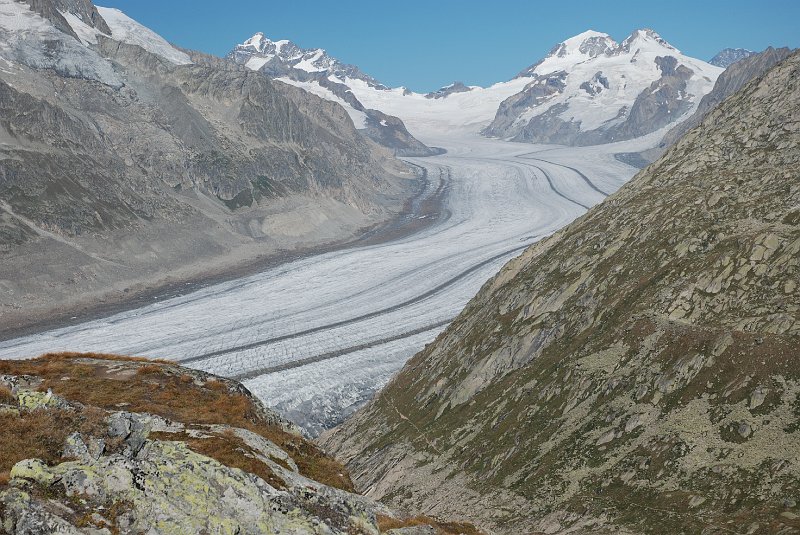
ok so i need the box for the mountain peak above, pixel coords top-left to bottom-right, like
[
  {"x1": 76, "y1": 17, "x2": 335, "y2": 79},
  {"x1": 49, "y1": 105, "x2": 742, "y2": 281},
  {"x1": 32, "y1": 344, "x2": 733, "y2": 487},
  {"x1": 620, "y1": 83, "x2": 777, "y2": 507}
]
[
  {"x1": 229, "y1": 32, "x2": 386, "y2": 89},
  {"x1": 710, "y1": 47, "x2": 757, "y2": 68},
  {"x1": 549, "y1": 30, "x2": 617, "y2": 58},
  {"x1": 619, "y1": 28, "x2": 676, "y2": 52},
  {"x1": 240, "y1": 33, "x2": 298, "y2": 56}
]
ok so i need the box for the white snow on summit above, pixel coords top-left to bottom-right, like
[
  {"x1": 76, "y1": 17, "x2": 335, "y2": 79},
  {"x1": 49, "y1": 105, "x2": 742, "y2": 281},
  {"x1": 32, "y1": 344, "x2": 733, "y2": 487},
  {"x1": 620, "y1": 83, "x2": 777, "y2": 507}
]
[
  {"x1": 236, "y1": 32, "x2": 335, "y2": 74},
  {"x1": 231, "y1": 28, "x2": 722, "y2": 143},
  {"x1": 498, "y1": 28, "x2": 723, "y2": 135}
]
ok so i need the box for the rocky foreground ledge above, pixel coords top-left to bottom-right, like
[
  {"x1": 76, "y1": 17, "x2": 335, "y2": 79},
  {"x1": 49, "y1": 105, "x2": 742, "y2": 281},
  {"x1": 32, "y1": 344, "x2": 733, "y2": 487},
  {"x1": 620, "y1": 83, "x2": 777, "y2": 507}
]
[{"x1": 0, "y1": 353, "x2": 480, "y2": 535}]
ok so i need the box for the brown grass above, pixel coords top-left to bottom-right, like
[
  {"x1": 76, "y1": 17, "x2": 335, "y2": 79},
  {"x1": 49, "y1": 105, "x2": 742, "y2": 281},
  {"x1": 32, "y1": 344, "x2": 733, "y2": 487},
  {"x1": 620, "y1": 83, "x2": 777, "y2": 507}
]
[
  {"x1": 0, "y1": 384, "x2": 14, "y2": 405},
  {"x1": 0, "y1": 405, "x2": 108, "y2": 486},
  {"x1": 150, "y1": 429, "x2": 287, "y2": 490},
  {"x1": 135, "y1": 364, "x2": 164, "y2": 375},
  {"x1": 376, "y1": 514, "x2": 485, "y2": 535},
  {"x1": 34, "y1": 351, "x2": 171, "y2": 365},
  {"x1": 0, "y1": 353, "x2": 354, "y2": 492}
]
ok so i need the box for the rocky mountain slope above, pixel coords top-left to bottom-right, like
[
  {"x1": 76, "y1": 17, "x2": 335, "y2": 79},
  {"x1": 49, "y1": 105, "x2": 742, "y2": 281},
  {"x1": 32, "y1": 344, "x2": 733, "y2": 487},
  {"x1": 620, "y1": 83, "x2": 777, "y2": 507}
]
[
  {"x1": 322, "y1": 51, "x2": 800, "y2": 534},
  {"x1": 0, "y1": 353, "x2": 481, "y2": 534},
  {"x1": 229, "y1": 33, "x2": 443, "y2": 156},
  {"x1": 0, "y1": 0, "x2": 415, "y2": 336},
  {"x1": 710, "y1": 47, "x2": 756, "y2": 68},
  {"x1": 482, "y1": 29, "x2": 722, "y2": 145}
]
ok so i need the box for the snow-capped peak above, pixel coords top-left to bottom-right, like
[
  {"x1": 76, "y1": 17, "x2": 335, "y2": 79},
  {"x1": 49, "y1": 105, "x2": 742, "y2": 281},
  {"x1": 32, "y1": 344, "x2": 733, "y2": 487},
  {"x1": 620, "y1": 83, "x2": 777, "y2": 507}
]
[
  {"x1": 491, "y1": 26, "x2": 723, "y2": 145},
  {"x1": 229, "y1": 33, "x2": 386, "y2": 89},
  {"x1": 239, "y1": 33, "x2": 303, "y2": 59},
  {"x1": 551, "y1": 30, "x2": 617, "y2": 58},
  {"x1": 517, "y1": 30, "x2": 618, "y2": 77},
  {"x1": 242, "y1": 32, "x2": 268, "y2": 50},
  {"x1": 618, "y1": 28, "x2": 677, "y2": 54}
]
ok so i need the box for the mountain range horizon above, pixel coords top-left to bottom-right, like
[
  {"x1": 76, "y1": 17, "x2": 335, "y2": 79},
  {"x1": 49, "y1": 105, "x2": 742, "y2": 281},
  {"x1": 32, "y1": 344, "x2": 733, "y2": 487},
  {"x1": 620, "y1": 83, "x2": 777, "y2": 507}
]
[{"x1": 94, "y1": 0, "x2": 800, "y2": 92}]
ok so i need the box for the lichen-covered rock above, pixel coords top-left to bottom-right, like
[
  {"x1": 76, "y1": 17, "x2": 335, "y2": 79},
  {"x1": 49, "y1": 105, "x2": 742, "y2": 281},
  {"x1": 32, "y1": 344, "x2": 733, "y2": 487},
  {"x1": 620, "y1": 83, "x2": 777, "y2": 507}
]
[
  {"x1": 16, "y1": 390, "x2": 69, "y2": 411},
  {"x1": 0, "y1": 355, "x2": 427, "y2": 535},
  {"x1": 1, "y1": 435, "x2": 382, "y2": 534},
  {"x1": 1, "y1": 487, "x2": 91, "y2": 535}
]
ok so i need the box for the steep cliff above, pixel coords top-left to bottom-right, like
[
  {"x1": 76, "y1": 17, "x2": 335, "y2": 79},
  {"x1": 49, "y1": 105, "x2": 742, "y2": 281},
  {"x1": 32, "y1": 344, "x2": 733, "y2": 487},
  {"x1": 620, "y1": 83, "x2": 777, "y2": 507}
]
[{"x1": 323, "y1": 52, "x2": 800, "y2": 534}]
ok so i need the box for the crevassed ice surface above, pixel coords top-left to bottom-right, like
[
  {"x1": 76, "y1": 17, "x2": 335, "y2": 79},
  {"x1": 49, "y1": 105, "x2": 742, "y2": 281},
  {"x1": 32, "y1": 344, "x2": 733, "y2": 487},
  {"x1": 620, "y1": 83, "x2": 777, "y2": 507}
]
[{"x1": 0, "y1": 130, "x2": 642, "y2": 436}]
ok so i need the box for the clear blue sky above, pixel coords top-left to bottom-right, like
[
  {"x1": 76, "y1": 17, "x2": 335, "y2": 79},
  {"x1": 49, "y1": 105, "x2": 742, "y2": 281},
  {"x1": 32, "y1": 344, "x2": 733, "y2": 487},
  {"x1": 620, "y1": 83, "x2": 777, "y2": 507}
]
[{"x1": 99, "y1": 0, "x2": 799, "y2": 92}]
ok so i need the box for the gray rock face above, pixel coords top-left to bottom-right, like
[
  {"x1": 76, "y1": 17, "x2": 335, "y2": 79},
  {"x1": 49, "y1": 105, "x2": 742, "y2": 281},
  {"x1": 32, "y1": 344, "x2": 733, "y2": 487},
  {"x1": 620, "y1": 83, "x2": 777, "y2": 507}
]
[
  {"x1": 482, "y1": 71, "x2": 568, "y2": 139},
  {"x1": 710, "y1": 47, "x2": 756, "y2": 68},
  {"x1": 0, "y1": 0, "x2": 413, "y2": 332},
  {"x1": 361, "y1": 109, "x2": 446, "y2": 157},
  {"x1": 579, "y1": 72, "x2": 609, "y2": 96},
  {"x1": 607, "y1": 55, "x2": 694, "y2": 141},
  {"x1": 21, "y1": 0, "x2": 111, "y2": 39}
]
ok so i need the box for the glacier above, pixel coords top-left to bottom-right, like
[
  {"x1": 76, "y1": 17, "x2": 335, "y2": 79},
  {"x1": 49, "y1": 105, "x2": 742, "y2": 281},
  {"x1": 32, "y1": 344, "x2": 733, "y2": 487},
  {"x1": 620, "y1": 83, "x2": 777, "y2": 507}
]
[{"x1": 0, "y1": 129, "x2": 642, "y2": 435}]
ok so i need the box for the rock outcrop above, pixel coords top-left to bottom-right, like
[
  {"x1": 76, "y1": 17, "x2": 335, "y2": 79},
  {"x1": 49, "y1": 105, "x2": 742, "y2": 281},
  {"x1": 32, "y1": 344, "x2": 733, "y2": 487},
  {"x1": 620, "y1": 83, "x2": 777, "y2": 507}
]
[
  {"x1": 322, "y1": 52, "x2": 800, "y2": 534},
  {"x1": 424, "y1": 82, "x2": 473, "y2": 100},
  {"x1": 0, "y1": 353, "x2": 480, "y2": 534}
]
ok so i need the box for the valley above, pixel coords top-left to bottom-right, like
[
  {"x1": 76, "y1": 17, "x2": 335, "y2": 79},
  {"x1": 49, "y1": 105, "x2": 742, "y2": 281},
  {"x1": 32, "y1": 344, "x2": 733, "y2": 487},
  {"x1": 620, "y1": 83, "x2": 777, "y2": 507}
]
[
  {"x1": 1, "y1": 2, "x2": 797, "y2": 533},
  {"x1": 0, "y1": 132, "x2": 637, "y2": 435}
]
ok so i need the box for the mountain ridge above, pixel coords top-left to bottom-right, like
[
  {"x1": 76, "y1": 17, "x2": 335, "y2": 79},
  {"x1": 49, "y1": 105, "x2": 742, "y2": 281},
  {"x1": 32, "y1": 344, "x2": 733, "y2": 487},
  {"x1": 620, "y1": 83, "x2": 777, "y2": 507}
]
[
  {"x1": 710, "y1": 47, "x2": 756, "y2": 67},
  {"x1": 227, "y1": 27, "x2": 722, "y2": 143}
]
